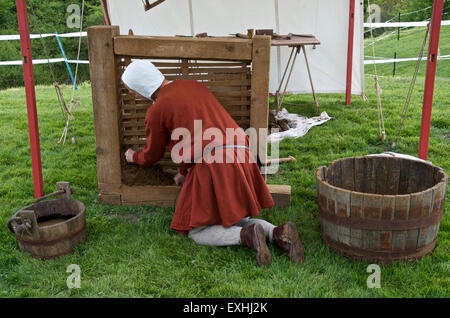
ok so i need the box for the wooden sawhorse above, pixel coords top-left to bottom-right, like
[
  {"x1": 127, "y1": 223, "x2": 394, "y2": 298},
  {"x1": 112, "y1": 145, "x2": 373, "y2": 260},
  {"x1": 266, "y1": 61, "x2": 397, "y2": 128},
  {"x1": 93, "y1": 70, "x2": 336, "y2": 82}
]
[{"x1": 271, "y1": 34, "x2": 321, "y2": 114}]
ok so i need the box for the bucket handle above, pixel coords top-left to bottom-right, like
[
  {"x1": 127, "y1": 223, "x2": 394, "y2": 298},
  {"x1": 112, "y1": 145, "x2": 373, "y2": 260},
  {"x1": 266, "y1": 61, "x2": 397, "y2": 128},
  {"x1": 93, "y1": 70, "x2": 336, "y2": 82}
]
[
  {"x1": 7, "y1": 212, "x2": 34, "y2": 235},
  {"x1": 7, "y1": 217, "x2": 21, "y2": 234},
  {"x1": 7, "y1": 183, "x2": 76, "y2": 234},
  {"x1": 34, "y1": 187, "x2": 76, "y2": 203}
]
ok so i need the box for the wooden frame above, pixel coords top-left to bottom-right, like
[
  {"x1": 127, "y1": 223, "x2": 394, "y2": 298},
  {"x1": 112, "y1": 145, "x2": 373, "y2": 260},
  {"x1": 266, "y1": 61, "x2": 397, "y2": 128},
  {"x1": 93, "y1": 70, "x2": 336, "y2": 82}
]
[{"x1": 87, "y1": 25, "x2": 290, "y2": 207}]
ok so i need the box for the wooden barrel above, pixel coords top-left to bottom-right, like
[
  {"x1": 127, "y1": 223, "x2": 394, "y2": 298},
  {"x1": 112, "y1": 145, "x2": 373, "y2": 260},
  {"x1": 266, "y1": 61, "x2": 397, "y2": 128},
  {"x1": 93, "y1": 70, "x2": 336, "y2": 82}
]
[
  {"x1": 316, "y1": 156, "x2": 448, "y2": 263},
  {"x1": 8, "y1": 182, "x2": 86, "y2": 259}
]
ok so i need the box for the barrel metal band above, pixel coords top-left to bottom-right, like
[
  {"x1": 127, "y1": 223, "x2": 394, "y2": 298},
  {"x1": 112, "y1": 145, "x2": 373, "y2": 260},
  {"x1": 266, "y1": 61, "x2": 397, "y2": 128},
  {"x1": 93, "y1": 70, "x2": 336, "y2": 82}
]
[
  {"x1": 318, "y1": 207, "x2": 443, "y2": 231},
  {"x1": 15, "y1": 221, "x2": 86, "y2": 246},
  {"x1": 322, "y1": 233, "x2": 437, "y2": 260},
  {"x1": 35, "y1": 249, "x2": 78, "y2": 260}
]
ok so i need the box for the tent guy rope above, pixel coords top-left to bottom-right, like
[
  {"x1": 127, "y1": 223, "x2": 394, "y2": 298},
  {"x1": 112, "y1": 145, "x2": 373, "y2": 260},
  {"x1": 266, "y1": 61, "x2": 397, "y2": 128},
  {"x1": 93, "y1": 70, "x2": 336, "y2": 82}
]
[
  {"x1": 392, "y1": 23, "x2": 430, "y2": 148},
  {"x1": 367, "y1": 0, "x2": 386, "y2": 142},
  {"x1": 58, "y1": 0, "x2": 85, "y2": 145},
  {"x1": 28, "y1": 0, "x2": 84, "y2": 145}
]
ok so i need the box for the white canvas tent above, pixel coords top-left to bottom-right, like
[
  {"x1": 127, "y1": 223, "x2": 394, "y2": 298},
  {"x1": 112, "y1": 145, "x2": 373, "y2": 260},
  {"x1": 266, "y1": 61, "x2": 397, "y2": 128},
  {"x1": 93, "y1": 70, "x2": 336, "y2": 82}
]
[{"x1": 103, "y1": 0, "x2": 364, "y2": 97}]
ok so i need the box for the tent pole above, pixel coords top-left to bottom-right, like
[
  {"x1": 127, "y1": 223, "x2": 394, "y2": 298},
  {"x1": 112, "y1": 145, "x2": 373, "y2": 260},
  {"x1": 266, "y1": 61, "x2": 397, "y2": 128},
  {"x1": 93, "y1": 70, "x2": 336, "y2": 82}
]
[
  {"x1": 101, "y1": 0, "x2": 111, "y2": 25},
  {"x1": 418, "y1": 0, "x2": 444, "y2": 160},
  {"x1": 16, "y1": 0, "x2": 44, "y2": 198},
  {"x1": 345, "y1": 0, "x2": 355, "y2": 105}
]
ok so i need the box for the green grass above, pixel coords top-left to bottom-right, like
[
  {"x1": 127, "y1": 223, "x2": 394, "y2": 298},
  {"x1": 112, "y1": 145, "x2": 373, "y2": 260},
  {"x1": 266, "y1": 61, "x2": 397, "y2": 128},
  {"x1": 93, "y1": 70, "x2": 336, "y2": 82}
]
[{"x1": 0, "y1": 29, "x2": 449, "y2": 297}]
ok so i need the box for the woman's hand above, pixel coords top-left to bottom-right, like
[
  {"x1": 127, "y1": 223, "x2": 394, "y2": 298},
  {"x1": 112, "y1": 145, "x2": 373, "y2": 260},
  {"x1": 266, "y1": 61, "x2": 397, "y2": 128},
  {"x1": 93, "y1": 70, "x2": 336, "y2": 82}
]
[
  {"x1": 174, "y1": 172, "x2": 186, "y2": 186},
  {"x1": 125, "y1": 149, "x2": 136, "y2": 163}
]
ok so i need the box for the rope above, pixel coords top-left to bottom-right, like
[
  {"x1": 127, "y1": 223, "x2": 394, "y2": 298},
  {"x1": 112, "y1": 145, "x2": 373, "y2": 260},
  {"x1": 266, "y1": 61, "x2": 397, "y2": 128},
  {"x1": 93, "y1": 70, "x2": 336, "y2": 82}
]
[
  {"x1": 392, "y1": 24, "x2": 430, "y2": 148},
  {"x1": 58, "y1": 0, "x2": 85, "y2": 145},
  {"x1": 399, "y1": 5, "x2": 433, "y2": 17},
  {"x1": 28, "y1": 0, "x2": 76, "y2": 144},
  {"x1": 364, "y1": 26, "x2": 410, "y2": 48},
  {"x1": 28, "y1": 0, "x2": 56, "y2": 83},
  {"x1": 367, "y1": 0, "x2": 386, "y2": 142}
]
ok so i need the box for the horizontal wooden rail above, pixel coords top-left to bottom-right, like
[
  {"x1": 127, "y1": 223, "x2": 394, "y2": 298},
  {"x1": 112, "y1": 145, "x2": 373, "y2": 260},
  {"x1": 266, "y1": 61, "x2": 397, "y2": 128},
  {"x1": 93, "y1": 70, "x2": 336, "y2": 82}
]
[{"x1": 114, "y1": 36, "x2": 253, "y2": 61}]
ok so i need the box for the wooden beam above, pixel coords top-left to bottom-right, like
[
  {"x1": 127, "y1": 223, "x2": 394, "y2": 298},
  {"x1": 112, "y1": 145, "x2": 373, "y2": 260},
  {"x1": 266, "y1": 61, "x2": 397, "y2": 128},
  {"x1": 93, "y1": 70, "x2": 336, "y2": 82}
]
[
  {"x1": 114, "y1": 35, "x2": 253, "y2": 61},
  {"x1": 268, "y1": 184, "x2": 291, "y2": 208},
  {"x1": 120, "y1": 185, "x2": 180, "y2": 207},
  {"x1": 87, "y1": 26, "x2": 122, "y2": 191},
  {"x1": 98, "y1": 180, "x2": 180, "y2": 206},
  {"x1": 109, "y1": 184, "x2": 291, "y2": 208},
  {"x1": 250, "y1": 35, "x2": 271, "y2": 168}
]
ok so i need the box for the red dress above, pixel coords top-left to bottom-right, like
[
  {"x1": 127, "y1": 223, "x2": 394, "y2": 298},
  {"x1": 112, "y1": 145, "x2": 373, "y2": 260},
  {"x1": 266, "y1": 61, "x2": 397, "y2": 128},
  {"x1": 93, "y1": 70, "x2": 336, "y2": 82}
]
[{"x1": 132, "y1": 80, "x2": 274, "y2": 234}]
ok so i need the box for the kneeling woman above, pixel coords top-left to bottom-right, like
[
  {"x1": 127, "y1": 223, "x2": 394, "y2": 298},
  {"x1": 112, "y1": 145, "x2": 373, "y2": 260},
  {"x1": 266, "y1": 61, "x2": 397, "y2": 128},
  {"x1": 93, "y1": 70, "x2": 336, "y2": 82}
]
[{"x1": 122, "y1": 60, "x2": 305, "y2": 266}]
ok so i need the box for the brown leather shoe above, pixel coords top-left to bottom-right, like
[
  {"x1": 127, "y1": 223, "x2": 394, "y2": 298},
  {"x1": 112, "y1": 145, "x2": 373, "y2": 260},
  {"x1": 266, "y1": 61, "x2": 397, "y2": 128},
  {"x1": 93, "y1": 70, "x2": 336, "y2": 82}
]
[
  {"x1": 273, "y1": 222, "x2": 305, "y2": 264},
  {"x1": 240, "y1": 224, "x2": 271, "y2": 266}
]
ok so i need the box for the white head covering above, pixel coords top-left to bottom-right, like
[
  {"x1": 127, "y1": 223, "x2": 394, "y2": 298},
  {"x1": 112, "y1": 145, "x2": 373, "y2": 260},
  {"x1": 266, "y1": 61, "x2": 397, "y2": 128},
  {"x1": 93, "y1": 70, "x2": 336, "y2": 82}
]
[{"x1": 121, "y1": 60, "x2": 164, "y2": 100}]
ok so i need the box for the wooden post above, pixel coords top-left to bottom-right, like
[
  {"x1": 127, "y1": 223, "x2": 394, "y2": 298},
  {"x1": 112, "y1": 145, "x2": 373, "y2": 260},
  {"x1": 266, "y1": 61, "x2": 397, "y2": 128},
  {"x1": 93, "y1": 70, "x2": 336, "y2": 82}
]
[
  {"x1": 250, "y1": 35, "x2": 271, "y2": 168},
  {"x1": 16, "y1": 0, "x2": 44, "y2": 198},
  {"x1": 345, "y1": 0, "x2": 355, "y2": 105},
  {"x1": 87, "y1": 26, "x2": 122, "y2": 201},
  {"x1": 418, "y1": 0, "x2": 444, "y2": 160}
]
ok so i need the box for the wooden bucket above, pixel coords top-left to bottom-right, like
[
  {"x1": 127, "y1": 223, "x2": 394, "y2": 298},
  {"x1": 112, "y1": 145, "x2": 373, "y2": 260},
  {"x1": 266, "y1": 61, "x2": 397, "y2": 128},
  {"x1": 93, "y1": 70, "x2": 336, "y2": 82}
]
[
  {"x1": 316, "y1": 156, "x2": 448, "y2": 263},
  {"x1": 8, "y1": 182, "x2": 86, "y2": 259}
]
